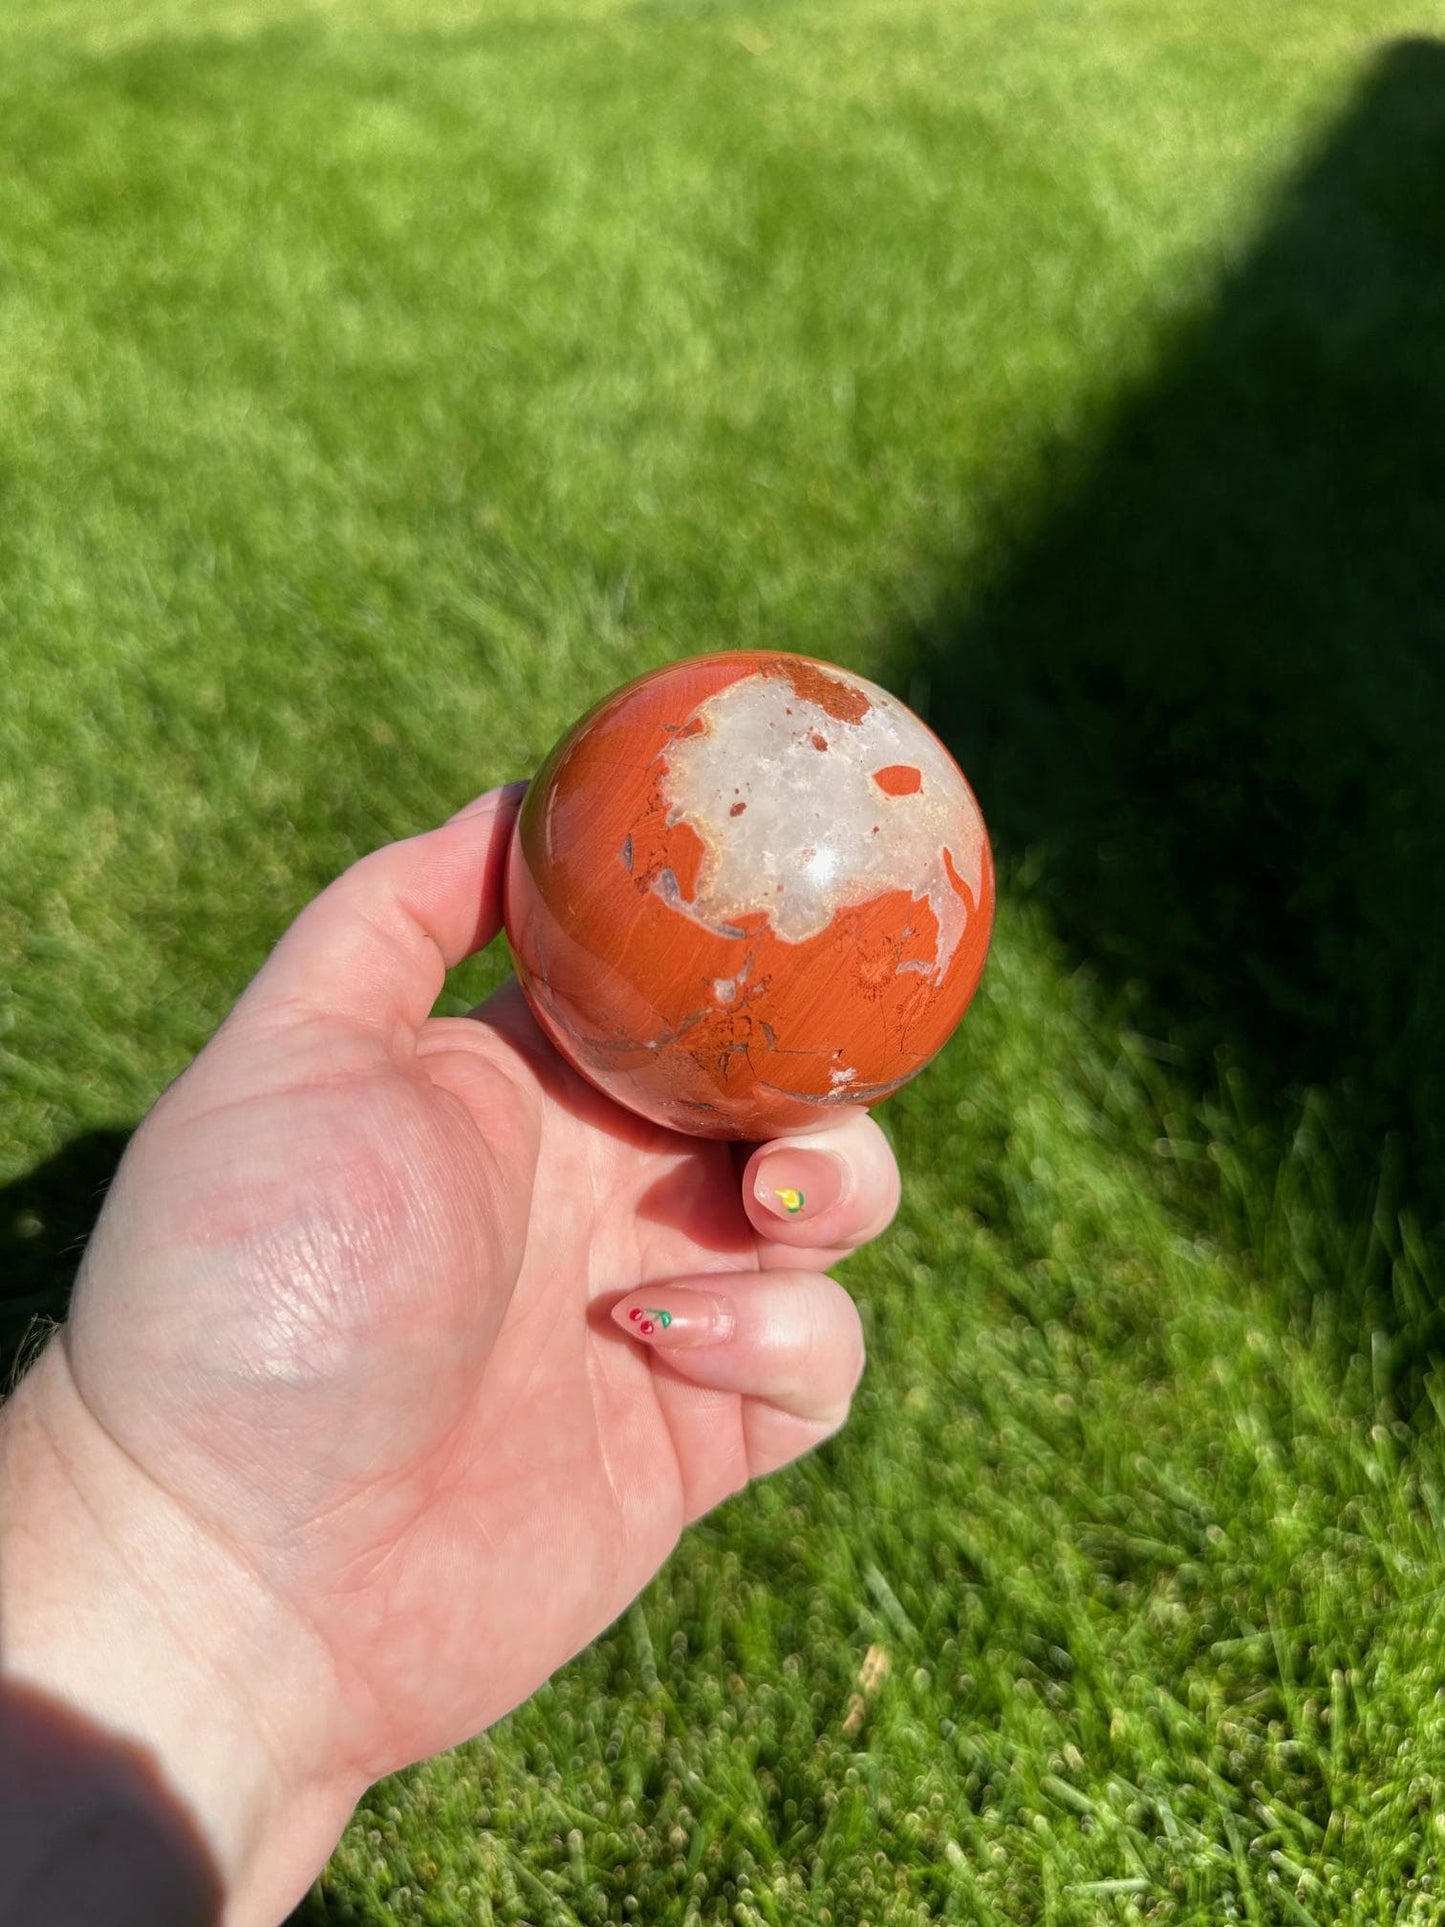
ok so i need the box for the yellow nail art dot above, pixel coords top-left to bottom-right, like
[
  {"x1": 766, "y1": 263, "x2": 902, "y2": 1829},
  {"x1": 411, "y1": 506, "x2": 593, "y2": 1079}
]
[{"x1": 774, "y1": 1187, "x2": 805, "y2": 1215}]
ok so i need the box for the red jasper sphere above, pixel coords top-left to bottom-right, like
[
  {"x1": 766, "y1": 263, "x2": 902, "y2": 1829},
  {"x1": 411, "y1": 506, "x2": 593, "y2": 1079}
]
[{"x1": 503, "y1": 651, "x2": 995, "y2": 1139}]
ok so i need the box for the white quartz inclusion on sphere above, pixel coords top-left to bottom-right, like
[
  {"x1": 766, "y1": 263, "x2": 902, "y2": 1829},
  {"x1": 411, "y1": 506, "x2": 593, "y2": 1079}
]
[{"x1": 657, "y1": 666, "x2": 984, "y2": 983}]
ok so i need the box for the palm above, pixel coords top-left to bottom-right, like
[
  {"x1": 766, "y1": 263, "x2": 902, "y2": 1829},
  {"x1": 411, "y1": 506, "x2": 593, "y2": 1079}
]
[
  {"x1": 71, "y1": 979, "x2": 796, "y2": 1780},
  {"x1": 64, "y1": 795, "x2": 882, "y2": 1790},
  {"x1": 332, "y1": 980, "x2": 789, "y2": 1773}
]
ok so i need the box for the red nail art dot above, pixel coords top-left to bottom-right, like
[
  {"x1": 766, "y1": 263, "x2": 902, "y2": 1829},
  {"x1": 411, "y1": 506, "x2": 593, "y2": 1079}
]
[
  {"x1": 639, "y1": 1320, "x2": 655, "y2": 1335},
  {"x1": 629, "y1": 1306, "x2": 643, "y2": 1321}
]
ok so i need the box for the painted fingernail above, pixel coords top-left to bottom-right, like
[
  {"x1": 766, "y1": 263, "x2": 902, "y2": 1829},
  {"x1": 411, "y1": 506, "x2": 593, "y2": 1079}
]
[
  {"x1": 611, "y1": 1291, "x2": 735, "y2": 1349},
  {"x1": 753, "y1": 1148, "x2": 850, "y2": 1223}
]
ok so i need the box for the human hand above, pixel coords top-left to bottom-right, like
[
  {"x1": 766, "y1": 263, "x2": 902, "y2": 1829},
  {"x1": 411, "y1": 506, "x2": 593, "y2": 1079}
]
[{"x1": 0, "y1": 786, "x2": 898, "y2": 1924}]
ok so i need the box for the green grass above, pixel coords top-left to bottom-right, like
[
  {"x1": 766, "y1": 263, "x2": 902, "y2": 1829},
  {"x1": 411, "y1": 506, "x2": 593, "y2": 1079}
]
[{"x1": 4, "y1": 0, "x2": 1445, "y2": 1920}]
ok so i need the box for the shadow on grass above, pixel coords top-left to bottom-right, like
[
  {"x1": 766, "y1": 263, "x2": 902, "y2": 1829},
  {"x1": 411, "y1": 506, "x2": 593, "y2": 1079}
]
[
  {"x1": 883, "y1": 36, "x2": 1445, "y2": 1347},
  {"x1": 0, "y1": 1127, "x2": 129, "y2": 1388}
]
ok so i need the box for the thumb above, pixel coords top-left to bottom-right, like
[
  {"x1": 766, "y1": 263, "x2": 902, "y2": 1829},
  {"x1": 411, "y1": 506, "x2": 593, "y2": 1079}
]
[{"x1": 238, "y1": 783, "x2": 526, "y2": 1038}]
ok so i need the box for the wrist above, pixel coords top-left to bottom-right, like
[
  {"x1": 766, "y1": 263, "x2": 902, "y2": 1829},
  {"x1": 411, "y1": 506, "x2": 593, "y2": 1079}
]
[{"x1": 0, "y1": 1341, "x2": 362, "y2": 1926}]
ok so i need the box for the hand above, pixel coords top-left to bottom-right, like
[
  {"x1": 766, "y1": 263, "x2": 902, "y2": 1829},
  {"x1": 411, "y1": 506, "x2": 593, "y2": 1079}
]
[{"x1": 0, "y1": 786, "x2": 899, "y2": 1924}]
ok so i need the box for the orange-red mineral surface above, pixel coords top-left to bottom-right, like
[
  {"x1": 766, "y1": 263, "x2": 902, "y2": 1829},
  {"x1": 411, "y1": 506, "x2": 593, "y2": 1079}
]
[{"x1": 503, "y1": 651, "x2": 995, "y2": 1138}]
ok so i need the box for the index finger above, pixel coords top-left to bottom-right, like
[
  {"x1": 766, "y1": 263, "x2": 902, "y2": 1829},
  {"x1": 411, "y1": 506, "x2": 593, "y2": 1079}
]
[{"x1": 741, "y1": 1111, "x2": 902, "y2": 1271}]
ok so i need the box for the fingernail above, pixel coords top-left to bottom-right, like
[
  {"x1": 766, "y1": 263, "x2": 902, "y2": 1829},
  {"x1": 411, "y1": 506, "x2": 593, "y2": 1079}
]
[
  {"x1": 753, "y1": 1148, "x2": 850, "y2": 1223},
  {"x1": 611, "y1": 1291, "x2": 735, "y2": 1349},
  {"x1": 447, "y1": 780, "x2": 528, "y2": 824}
]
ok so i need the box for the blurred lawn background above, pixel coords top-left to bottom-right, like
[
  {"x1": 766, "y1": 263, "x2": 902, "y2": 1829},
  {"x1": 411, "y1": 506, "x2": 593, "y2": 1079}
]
[{"x1": 4, "y1": 0, "x2": 1445, "y2": 1921}]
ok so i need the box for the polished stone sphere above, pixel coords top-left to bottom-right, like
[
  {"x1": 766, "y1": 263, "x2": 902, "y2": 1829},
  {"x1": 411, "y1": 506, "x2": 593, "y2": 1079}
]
[{"x1": 503, "y1": 651, "x2": 994, "y2": 1139}]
